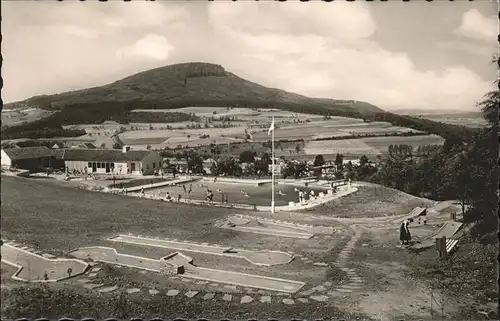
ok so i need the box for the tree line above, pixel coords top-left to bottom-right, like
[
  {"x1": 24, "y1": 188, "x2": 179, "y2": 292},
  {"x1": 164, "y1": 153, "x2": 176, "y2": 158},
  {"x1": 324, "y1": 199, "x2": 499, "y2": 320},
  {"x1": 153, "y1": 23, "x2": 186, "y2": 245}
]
[{"x1": 369, "y1": 90, "x2": 498, "y2": 240}]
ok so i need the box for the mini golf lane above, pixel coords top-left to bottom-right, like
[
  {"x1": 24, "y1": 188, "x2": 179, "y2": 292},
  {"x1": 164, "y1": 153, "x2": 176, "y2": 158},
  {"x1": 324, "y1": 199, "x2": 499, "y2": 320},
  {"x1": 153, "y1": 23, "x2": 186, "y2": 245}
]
[
  {"x1": 216, "y1": 217, "x2": 314, "y2": 239},
  {"x1": 108, "y1": 235, "x2": 294, "y2": 266},
  {"x1": 216, "y1": 215, "x2": 335, "y2": 239},
  {"x1": 69, "y1": 246, "x2": 305, "y2": 293},
  {"x1": 1, "y1": 244, "x2": 88, "y2": 282}
]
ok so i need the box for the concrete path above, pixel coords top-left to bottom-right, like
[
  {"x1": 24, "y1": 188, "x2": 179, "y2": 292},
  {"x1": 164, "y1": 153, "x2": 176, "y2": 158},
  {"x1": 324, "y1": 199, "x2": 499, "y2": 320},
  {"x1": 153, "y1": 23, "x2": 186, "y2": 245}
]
[
  {"x1": 124, "y1": 177, "x2": 200, "y2": 193},
  {"x1": 1, "y1": 243, "x2": 88, "y2": 282},
  {"x1": 109, "y1": 235, "x2": 294, "y2": 266}
]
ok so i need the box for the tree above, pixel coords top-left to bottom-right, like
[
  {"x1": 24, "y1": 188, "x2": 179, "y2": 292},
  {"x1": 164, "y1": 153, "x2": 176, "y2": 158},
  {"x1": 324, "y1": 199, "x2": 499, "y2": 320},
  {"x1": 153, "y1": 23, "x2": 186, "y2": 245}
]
[
  {"x1": 359, "y1": 155, "x2": 369, "y2": 167},
  {"x1": 186, "y1": 152, "x2": 204, "y2": 174},
  {"x1": 239, "y1": 150, "x2": 255, "y2": 163},
  {"x1": 334, "y1": 153, "x2": 344, "y2": 171},
  {"x1": 464, "y1": 88, "x2": 499, "y2": 239},
  {"x1": 313, "y1": 154, "x2": 325, "y2": 177},
  {"x1": 313, "y1": 154, "x2": 325, "y2": 167}
]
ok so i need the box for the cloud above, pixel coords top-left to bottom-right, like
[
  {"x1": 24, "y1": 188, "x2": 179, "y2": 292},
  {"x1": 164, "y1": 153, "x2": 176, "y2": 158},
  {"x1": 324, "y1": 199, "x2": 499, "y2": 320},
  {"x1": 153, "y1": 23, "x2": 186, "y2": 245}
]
[
  {"x1": 438, "y1": 41, "x2": 495, "y2": 57},
  {"x1": 208, "y1": 2, "x2": 494, "y2": 111},
  {"x1": 2, "y1": 1, "x2": 190, "y2": 102},
  {"x1": 102, "y1": 2, "x2": 190, "y2": 29},
  {"x1": 455, "y1": 9, "x2": 497, "y2": 42},
  {"x1": 117, "y1": 34, "x2": 175, "y2": 62}
]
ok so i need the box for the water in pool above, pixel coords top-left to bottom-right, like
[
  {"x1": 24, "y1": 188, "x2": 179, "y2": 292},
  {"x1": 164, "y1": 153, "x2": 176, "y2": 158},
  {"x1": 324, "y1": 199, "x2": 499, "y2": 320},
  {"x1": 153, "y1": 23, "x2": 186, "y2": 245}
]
[{"x1": 147, "y1": 181, "x2": 328, "y2": 206}]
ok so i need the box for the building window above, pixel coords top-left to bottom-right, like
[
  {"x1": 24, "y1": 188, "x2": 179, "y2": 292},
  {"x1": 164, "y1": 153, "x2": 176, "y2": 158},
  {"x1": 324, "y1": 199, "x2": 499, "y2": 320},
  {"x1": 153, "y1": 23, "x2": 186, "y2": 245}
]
[
  {"x1": 101, "y1": 162, "x2": 105, "y2": 168},
  {"x1": 131, "y1": 163, "x2": 136, "y2": 172},
  {"x1": 88, "y1": 162, "x2": 92, "y2": 167},
  {"x1": 111, "y1": 163, "x2": 115, "y2": 169},
  {"x1": 153, "y1": 162, "x2": 156, "y2": 169},
  {"x1": 97, "y1": 163, "x2": 101, "y2": 168}
]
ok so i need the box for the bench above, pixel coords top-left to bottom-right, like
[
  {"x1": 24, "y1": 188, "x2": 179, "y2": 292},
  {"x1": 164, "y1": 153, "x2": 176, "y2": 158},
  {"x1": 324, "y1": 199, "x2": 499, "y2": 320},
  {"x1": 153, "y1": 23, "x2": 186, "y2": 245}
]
[{"x1": 446, "y1": 238, "x2": 459, "y2": 254}]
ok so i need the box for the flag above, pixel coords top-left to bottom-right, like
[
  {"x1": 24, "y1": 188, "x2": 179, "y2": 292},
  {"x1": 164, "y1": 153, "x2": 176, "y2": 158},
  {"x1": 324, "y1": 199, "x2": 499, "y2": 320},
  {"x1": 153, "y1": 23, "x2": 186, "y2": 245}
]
[{"x1": 267, "y1": 118, "x2": 275, "y2": 135}]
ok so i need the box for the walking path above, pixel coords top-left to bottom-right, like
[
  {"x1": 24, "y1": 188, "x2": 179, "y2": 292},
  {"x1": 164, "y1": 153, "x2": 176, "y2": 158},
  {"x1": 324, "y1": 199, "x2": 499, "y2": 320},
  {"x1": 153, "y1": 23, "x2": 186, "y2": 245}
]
[
  {"x1": 331, "y1": 227, "x2": 364, "y2": 293},
  {"x1": 123, "y1": 177, "x2": 200, "y2": 193}
]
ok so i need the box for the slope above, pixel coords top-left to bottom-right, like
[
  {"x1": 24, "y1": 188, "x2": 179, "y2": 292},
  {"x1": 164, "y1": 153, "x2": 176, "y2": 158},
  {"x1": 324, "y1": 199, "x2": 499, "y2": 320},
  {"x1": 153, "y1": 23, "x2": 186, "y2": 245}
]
[{"x1": 6, "y1": 62, "x2": 382, "y2": 115}]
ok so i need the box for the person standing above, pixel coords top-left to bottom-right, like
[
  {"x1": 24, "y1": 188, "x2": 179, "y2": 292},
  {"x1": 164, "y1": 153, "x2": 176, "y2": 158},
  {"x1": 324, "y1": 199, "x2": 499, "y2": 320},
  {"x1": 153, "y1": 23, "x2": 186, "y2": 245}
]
[{"x1": 399, "y1": 219, "x2": 412, "y2": 245}]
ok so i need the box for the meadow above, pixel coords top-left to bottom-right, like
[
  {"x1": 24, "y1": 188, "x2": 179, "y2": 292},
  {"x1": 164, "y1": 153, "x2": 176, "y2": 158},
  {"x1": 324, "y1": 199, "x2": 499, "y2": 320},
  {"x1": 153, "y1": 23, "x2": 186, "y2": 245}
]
[
  {"x1": 1, "y1": 108, "x2": 54, "y2": 127},
  {"x1": 304, "y1": 134, "x2": 445, "y2": 156}
]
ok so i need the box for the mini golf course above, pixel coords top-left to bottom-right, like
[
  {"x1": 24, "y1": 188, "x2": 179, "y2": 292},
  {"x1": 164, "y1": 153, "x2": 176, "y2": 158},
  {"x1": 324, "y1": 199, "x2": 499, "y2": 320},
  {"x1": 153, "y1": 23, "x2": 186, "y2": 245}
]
[
  {"x1": 215, "y1": 215, "x2": 335, "y2": 239},
  {"x1": 108, "y1": 235, "x2": 294, "y2": 266},
  {"x1": 69, "y1": 246, "x2": 305, "y2": 293},
  {"x1": 1, "y1": 243, "x2": 88, "y2": 282}
]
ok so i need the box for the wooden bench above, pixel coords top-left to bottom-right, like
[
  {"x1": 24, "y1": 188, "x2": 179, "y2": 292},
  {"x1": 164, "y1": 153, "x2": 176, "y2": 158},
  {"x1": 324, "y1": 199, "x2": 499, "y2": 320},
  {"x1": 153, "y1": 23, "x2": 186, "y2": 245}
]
[{"x1": 446, "y1": 238, "x2": 459, "y2": 254}]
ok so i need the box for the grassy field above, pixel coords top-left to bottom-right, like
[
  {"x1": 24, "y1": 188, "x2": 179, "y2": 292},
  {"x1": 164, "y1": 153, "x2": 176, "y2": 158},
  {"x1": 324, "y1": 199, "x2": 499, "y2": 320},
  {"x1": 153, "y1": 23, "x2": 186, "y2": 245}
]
[
  {"x1": 148, "y1": 182, "x2": 328, "y2": 206},
  {"x1": 415, "y1": 113, "x2": 488, "y2": 129},
  {"x1": 1, "y1": 108, "x2": 55, "y2": 127},
  {"x1": 309, "y1": 183, "x2": 435, "y2": 218},
  {"x1": 304, "y1": 134, "x2": 445, "y2": 156}
]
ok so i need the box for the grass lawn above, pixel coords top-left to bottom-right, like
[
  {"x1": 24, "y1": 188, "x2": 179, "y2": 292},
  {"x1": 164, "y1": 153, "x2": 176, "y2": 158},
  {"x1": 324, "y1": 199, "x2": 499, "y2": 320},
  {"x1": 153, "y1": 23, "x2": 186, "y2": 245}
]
[
  {"x1": 309, "y1": 183, "x2": 435, "y2": 218},
  {"x1": 0, "y1": 175, "x2": 237, "y2": 253}
]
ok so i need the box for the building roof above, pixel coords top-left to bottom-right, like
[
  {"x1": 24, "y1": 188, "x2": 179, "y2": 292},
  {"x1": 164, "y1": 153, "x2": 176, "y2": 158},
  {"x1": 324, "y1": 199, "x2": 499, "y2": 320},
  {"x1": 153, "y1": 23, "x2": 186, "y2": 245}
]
[
  {"x1": 61, "y1": 149, "x2": 155, "y2": 162},
  {"x1": 2, "y1": 146, "x2": 59, "y2": 160}
]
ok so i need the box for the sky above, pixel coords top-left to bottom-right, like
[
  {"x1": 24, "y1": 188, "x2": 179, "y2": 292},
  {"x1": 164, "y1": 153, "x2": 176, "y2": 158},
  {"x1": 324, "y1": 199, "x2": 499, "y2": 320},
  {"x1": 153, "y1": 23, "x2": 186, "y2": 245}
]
[{"x1": 2, "y1": 0, "x2": 498, "y2": 111}]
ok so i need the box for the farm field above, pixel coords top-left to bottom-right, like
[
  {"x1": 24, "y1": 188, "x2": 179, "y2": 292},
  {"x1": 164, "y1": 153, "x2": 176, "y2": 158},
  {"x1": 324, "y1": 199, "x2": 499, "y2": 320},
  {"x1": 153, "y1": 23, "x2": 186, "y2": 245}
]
[
  {"x1": 417, "y1": 114, "x2": 488, "y2": 128},
  {"x1": 148, "y1": 181, "x2": 328, "y2": 206},
  {"x1": 1, "y1": 108, "x2": 54, "y2": 127},
  {"x1": 304, "y1": 134, "x2": 445, "y2": 156}
]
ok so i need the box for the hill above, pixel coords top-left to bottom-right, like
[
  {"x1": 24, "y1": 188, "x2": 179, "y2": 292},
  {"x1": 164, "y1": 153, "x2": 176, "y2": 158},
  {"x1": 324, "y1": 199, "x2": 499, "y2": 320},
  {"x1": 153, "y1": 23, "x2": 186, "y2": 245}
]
[
  {"x1": 2, "y1": 62, "x2": 478, "y2": 142},
  {"x1": 5, "y1": 62, "x2": 383, "y2": 115}
]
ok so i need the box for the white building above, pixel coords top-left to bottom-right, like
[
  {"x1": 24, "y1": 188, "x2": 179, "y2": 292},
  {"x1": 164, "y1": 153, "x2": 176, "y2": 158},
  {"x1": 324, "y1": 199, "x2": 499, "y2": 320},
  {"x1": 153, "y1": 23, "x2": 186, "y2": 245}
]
[{"x1": 62, "y1": 146, "x2": 163, "y2": 175}]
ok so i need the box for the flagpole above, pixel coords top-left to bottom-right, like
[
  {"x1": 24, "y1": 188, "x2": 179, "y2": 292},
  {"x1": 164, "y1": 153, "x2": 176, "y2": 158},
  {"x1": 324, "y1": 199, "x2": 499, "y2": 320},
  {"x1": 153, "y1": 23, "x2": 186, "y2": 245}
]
[{"x1": 271, "y1": 116, "x2": 275, "y2": 214}]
